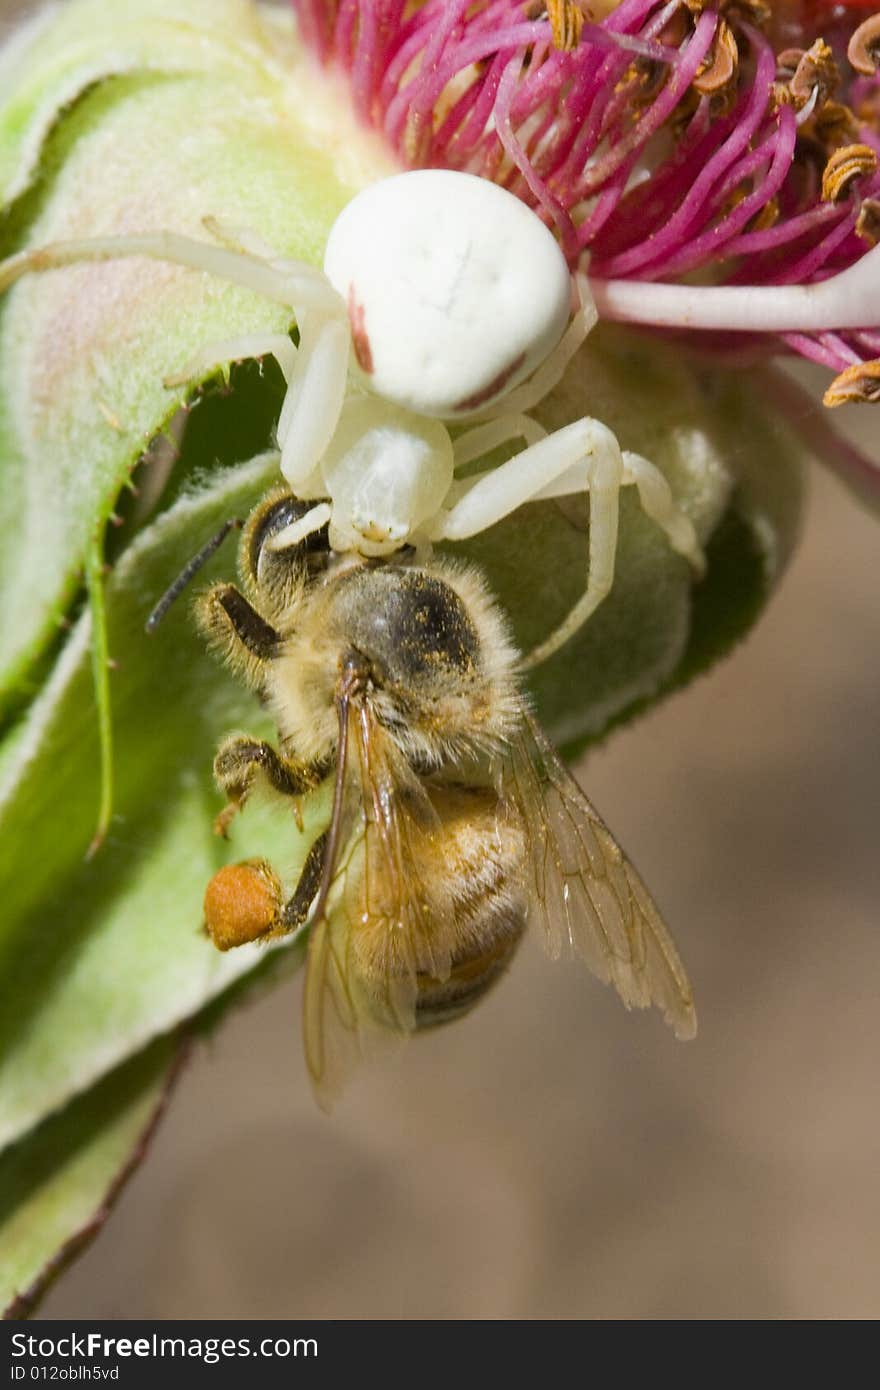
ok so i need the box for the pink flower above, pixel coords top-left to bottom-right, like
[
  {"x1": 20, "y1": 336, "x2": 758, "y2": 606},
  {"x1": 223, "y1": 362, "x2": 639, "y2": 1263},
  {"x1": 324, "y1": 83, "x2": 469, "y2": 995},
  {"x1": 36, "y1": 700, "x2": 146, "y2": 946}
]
[{"x1": 292, "y1": 0, "x2": 880, "y2": 411}]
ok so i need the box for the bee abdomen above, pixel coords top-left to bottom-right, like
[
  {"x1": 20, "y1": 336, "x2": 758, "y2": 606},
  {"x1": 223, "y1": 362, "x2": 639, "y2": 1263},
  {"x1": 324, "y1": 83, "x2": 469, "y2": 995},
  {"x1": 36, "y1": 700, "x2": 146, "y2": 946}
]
[{"x1": 415, "y1": 900, "x2": 526, "y2": 1029}]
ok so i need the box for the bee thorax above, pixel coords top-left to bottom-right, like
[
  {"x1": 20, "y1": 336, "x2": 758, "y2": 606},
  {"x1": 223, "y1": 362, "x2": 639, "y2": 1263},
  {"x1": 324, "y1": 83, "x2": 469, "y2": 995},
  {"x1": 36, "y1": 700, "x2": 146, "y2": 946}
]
[{"x1": 334, "y1": 566, "x2": 481, "y2": 679}]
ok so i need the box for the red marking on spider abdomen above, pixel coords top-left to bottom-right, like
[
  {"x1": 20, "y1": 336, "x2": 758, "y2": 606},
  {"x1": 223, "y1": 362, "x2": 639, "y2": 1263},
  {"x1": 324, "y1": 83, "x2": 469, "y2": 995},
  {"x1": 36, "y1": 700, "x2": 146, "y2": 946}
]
[
  {"x1": 348, "y1": 286, "x2": 374, "y2": 373},
  {"x1": 453, "y1": 352, "x2": 526, "y2": 413}
]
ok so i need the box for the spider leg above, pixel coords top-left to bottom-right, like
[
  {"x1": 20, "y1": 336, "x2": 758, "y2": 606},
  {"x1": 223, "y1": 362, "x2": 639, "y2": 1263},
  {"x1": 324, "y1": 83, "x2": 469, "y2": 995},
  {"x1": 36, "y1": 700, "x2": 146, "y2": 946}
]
[
  {"x1": 0, "y1": 231, "x2": 340, "y2": 313},
  {"x1": 511, "y1": 447, "x2": 704, "y2": 573},
  {"x1": 431, "y1": 417, "x2": 625, "y2": 667},
  {"x1": 434, "y1": 417, "x2": 622, "y2": 538},
  {"x1": 164, "y1": 332, "x2": 298, "y2": 388},
  {"x1": 452, "y1": 413, "x2": 547, "y2": 469},
  {"x1": 276, "y1": 313, "x2": 351, "y2": 490},
  {"x1": 265, "y1": 502, "x2": 332, "y2": 554},
  {"x1": 0, "y1": 230, "x2": 347, "y2": 476},
  {"x1": 620, "y1": 453, "x2": 706, "y2": 577},
  {"x1": 201, "y1": 216, "x2": 280, "y2": 260},
  {"x1": 0, "y1": 230, "x2": 352, "y2": 496}
]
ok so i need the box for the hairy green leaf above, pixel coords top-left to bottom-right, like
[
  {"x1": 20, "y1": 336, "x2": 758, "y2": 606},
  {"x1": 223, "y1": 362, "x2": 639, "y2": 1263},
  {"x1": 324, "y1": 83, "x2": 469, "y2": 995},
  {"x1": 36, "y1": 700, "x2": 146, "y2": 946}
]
[
  {"x1": 0, "y1": 455, "x2": 325, "y2": 1152},
  {"x1": 0, "y1": 1036, "x2": 183, "y2": 1319},
  {"x1": 0, "y1": 0, "x2": 284, "y2": 208}
]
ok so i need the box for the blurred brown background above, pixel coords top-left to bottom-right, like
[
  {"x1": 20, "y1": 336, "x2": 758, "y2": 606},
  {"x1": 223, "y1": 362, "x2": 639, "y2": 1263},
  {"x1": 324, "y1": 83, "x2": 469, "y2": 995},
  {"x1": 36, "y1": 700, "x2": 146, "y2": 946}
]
[
  {"x1": 3, "y1": 0, "x2": 878, "y2": 1323},
  {"x1": 40, "y1": 371, "x2": 880, "y2": 1321}
]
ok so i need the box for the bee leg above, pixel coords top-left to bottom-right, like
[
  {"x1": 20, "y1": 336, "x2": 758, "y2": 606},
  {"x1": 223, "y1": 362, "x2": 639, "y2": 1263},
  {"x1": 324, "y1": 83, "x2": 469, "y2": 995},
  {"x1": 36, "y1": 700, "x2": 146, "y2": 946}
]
[
  {"x1": 281, "y1": 832, "x2": 329, "y2": 928},
  {"x1": 213, "y1": 803, "x2": 240, "y2": 840},
  {"x1": 212, "y1": 735, "x2": 323, "y2": 836},
  {"x1": 195, "y1": 583, "x2": 281, "y2": 688},
  {"x1": 204, "y1": 833, "x2": 328, "y2": 950}
]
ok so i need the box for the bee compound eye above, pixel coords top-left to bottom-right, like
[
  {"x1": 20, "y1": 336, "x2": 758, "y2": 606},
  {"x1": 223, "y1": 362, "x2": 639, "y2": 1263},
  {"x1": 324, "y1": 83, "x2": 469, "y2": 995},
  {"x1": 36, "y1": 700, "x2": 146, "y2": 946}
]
[
  {"x1": 250, "y1": 494, "x2": 330, "y2": 578},
  {"x1": 323, "y1": 169, "x2": 572, "y2": 417}
]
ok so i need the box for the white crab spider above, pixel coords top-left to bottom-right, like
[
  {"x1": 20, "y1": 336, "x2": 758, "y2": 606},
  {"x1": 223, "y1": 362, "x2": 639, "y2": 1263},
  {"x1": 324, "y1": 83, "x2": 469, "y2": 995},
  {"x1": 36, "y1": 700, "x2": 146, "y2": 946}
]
[{"x1": 0, "y1": 169, "x2": 704, "y2": 667}]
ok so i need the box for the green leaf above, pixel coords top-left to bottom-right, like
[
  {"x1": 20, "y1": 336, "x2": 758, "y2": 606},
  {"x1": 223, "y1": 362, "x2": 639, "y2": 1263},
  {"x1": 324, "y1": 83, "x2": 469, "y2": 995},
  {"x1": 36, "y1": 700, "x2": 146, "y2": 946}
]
[
  {"x1": 0, "y1": 1035, "x2": 182, "y2": 1319},
  {"x1": 0, "y1": 454, "x2": 324, "y2": 1153},
  {"x1": 0, "y1": 0, "x2": 285, "y2": 208}
]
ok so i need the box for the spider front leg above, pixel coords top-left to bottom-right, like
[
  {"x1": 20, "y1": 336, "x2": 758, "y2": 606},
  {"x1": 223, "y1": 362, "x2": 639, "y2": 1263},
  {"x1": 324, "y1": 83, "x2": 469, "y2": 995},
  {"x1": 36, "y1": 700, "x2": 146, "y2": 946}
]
[
  {"x1": 0, "y1": 229, "x2": 339, "y2": 309},
  {"x1": 618, "y1": 453, "x2": 706, "y2": 580},
  {"x1": 276, "y1": 311, "x2": 351, "y2": 491},
  {"x1": 451, "y1": 414, "x2": 547, "y2": 471},
  {"x1": 529, "y1": 447, "x2": 705, "y2": 569}
]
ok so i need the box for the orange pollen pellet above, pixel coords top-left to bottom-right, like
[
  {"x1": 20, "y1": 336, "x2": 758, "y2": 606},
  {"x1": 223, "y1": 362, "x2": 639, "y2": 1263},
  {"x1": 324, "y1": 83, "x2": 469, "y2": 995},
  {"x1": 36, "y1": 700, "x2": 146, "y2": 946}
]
[{"x1": 204, "y1": 860, "x2": 281, "y2": 951}]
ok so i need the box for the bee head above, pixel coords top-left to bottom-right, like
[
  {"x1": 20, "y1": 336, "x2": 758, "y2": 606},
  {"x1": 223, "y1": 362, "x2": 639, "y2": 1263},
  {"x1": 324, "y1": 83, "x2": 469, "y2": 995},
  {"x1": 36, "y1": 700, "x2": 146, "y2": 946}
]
[{"x1": 242, "y1": 488, "x2": 331, "y2": 601}]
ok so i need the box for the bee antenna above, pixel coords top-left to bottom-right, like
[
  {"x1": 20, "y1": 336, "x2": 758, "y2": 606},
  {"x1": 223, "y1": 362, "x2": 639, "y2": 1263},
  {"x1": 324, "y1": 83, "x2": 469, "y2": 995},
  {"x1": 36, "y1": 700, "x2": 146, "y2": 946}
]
[{"x1": 145, "y1": 517, "x2": 243, "y2": 633}]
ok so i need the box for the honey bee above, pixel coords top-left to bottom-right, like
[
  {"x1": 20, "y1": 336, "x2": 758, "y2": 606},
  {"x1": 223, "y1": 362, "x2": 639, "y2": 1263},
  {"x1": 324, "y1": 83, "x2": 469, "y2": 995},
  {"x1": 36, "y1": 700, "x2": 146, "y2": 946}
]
[{"x1": 173, "y1": 487, "x2": 696, "y2": 1107}]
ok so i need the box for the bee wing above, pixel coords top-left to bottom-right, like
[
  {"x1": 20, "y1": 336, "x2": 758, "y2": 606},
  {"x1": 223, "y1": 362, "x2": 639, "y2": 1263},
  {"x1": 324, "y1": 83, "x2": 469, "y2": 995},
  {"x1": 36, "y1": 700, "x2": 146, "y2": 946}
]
[
  {"x1": 302, "y1": 693, "x2": 444, "y2": 1110},
  {"x1": 301, "y1": 834, "x2": 414, "y2": 1112},
  {"x1": 503, "y1": 710, "x2": 696, "y2": 1040}
]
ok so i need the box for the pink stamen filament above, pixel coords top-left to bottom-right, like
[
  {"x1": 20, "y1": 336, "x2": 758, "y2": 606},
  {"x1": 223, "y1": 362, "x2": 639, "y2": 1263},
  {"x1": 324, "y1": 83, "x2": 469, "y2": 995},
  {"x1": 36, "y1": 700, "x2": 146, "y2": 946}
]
[
  {"x1": 292, "y1": 0, "x2": 880, "y2": 426},
  {"x1": 590, "y1": 242, "x2": 880, "y2": 333}
]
